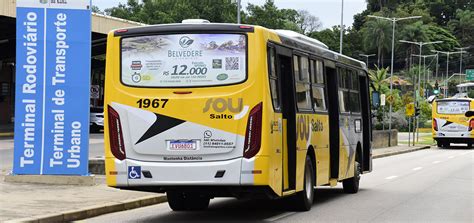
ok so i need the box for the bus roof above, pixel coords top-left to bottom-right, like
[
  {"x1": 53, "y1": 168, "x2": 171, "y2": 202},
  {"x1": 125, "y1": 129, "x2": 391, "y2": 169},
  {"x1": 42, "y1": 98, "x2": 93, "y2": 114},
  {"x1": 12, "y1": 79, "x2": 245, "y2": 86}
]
[
  {"x1": 436, "y1": 97, "x2": 472, "y2": 102},
  {"x1": 113, "y1": 23, "x2": 366, "y2": 71},
  {"x1": 456, "y1": 82, "x2": 474, "y2": 88}
]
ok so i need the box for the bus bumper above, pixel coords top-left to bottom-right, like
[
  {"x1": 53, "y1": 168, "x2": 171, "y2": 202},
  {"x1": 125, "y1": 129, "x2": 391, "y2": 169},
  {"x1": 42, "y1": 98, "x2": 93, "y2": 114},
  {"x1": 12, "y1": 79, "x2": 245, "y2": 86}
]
[
  {"x1": 122, "y1": 157, "x2": 254, "y2": 186},
  {"x1": 433, "y1": 137, "x2": 474, "y2": 144}
]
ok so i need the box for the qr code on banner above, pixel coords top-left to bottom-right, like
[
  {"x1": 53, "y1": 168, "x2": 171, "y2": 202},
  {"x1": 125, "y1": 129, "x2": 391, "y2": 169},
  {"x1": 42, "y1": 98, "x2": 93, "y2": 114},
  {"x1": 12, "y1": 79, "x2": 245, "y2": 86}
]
[{"x1": 225, "y1": 57, "x2": 239, "y2": 70}]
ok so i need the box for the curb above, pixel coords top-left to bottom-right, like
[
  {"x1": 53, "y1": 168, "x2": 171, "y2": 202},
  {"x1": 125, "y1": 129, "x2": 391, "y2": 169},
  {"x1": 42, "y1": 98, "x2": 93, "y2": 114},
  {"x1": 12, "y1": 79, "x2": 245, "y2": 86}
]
[
  {"x1": 4, "y1": 174, "x2": 96, "y2": 186},
  {"x1": 6, "y1": 195, "x2": 167, "y2": 223},
  {"x1": 373, "y1": 145, "x2": 431, "y2": 159}
]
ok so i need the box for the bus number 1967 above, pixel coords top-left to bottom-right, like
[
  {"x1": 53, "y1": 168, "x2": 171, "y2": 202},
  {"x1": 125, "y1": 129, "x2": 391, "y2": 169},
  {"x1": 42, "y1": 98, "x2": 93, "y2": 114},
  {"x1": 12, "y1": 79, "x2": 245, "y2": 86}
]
[{"x1": 137, "y1": 99, "x2": 169, "y2": 108}]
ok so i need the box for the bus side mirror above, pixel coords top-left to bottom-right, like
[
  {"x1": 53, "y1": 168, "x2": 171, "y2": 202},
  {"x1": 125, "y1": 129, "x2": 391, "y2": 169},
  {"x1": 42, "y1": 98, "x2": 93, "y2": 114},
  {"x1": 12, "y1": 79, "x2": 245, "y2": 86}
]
[{"x1": 465, "y1": 111, "x2": 474, "y2": 117}]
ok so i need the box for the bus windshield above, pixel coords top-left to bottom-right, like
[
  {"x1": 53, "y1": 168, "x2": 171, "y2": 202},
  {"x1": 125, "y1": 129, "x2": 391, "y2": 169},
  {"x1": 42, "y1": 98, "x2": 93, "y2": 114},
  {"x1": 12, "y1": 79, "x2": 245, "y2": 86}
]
[
  {"x1": 121, "y1": 33, "x2": 247, "y2": 87},
  {"x1": 437, "y1": 100, "x2": 470, "y2": 114}
]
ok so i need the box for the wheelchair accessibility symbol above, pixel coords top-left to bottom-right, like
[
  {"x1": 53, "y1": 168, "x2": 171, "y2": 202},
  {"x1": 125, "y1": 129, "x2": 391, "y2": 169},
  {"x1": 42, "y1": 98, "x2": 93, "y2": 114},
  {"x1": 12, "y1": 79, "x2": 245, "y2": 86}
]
[{"x1": 128, "y1": 166, "x2": 141, "y2": 179}]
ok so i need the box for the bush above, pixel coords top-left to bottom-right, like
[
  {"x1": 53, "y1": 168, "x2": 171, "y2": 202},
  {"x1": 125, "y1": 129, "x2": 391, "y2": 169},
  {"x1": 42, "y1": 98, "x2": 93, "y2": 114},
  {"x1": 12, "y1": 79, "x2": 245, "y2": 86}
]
[{"x1": 372, "y1": 110, "x2": 408, "y2": 131}]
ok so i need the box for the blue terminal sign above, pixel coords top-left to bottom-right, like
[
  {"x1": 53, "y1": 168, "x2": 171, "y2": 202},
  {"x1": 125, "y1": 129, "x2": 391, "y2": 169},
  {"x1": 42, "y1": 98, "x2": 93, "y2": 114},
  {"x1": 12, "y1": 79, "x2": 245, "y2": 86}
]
[{"x1": 13, "y1": 0, "x2": 91, "y2": 175}]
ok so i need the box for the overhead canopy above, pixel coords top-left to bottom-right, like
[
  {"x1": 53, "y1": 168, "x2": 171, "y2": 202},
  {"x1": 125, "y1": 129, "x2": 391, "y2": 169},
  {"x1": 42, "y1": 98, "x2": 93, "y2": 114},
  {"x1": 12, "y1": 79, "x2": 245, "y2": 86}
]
[{"x1": 0, "y1": 0, "x2": 145, "y2": 60}]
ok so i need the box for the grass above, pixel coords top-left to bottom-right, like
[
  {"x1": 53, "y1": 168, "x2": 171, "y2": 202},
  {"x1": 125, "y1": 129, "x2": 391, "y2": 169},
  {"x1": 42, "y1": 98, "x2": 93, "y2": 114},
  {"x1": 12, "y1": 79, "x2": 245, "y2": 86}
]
[
  {"x1": 417, "y1": 128, "x2": 432, "y2": 133},
  {"x1": 399, "y1": 132, "x2": 435, "y2": 145}
]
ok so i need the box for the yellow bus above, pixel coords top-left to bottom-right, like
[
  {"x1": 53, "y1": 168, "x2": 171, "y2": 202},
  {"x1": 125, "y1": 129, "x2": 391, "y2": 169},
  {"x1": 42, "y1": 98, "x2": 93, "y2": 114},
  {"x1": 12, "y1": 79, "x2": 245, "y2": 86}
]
[
  {"x1": 432, "y1": 98, "x2": 474, "y2": 148},
  {"x1": 104, "y1": 22, "x2": 373, "y2": 211}
]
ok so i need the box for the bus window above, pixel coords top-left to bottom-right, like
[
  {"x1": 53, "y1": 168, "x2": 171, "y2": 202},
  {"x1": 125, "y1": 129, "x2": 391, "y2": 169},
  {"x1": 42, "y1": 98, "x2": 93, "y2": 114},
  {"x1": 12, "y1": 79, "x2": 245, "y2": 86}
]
[
  {"x1": 295, "y1": 56, "x2": 311, "y2": 110},
  {"x1": 313, "y1": 60, "x2": 324, "y2": 84},
  {"x1": 350, "y1": 71, "x2": 361, "y2": 113},
  {"x1": 338, "y1": 68, "x2": 350, "y2": 113},
  {"x1": 268, "y1": 47, "x2": 280, "y2": 110},
  {"x1": 437, "y1": 100, "x2": 470, "y2": 114},
  {"x1": 352, "y1": 71, "x2": 360, "y2": 91},
  {"x1": 293, "y1": 55, "x2": 300, "y2": 77},
  {"x1": 338, "y1": 68, "x2": 345, "y2": 88},
  {"x1": 344, "y1": 69, "x2": 352, "y2": 89},
  {"x1": 311, "y1": 59, "x2": 326, "y2": 111}
]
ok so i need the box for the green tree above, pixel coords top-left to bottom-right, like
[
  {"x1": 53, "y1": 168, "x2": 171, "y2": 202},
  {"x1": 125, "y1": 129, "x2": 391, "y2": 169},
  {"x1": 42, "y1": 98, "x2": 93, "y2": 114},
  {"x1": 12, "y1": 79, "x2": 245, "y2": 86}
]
[
  {"x1": 105, "y1": 0, "x2": 143, "y2": 22},
  {"x1": 245, "y1": 0, "x2": 300, "y2": 32},
  {"x1": 427, "y1": 0, "x2": 473, "y2": 26},
  {"x1": 361, "y1": 18, "x2": 392, "y2": 67},
  {"x1": 105, "y1": 0, "x2": 239, "y2": 24},
  {"x1": 91, "y1": 5, "x2": 102, "y2": 14},
  {"x1": 296, "y1": 10, "x2": 322, "y2": 35},
  {"x1": 468, "y1": 89, "x2": 474, "y2": 98},
  {"x1": 369, "y1": 65, "x2": 390, "y2": 92},
  {"x1": 425, "y1": 25, "x2": 460, "y2": 51},
  {"x1": 309, "y1": 26, "x2": 341, "y2": 52},
  {"x1": 448, "y1": 9, "x2": 474, "y2": 46}
]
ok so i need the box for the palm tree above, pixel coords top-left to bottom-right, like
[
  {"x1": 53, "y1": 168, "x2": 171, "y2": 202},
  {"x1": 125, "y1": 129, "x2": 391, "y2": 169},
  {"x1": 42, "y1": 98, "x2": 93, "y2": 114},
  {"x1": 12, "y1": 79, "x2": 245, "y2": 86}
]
[
  {"x1": 362, "y1": 19, "x2": 391, "y2": 67},
  {"x1": 368, "y1": 65, "x2": 389, "y2": 92},
  {"x1": 397, "y1": 21, "x2": 428, "y2": 69}
]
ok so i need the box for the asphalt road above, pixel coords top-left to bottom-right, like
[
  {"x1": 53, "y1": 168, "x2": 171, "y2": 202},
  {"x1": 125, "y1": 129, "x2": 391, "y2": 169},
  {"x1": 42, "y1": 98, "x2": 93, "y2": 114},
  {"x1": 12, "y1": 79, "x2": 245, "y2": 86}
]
[
  {"x1": 82, "y1": 147, "x2": 474, "y2": 223},
  {"x1": 0, "y1": 133, "x2": 105, "y2": 172}
]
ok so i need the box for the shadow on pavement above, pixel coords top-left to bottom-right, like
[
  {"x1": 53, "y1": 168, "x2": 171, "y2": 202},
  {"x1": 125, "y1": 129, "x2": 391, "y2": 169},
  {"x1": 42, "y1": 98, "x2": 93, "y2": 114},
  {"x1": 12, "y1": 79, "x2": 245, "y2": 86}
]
[
  {"x1": 133, "y1": 188, "x2": 349, "y2": 222},
  {"x1": 437, "y1": 144, "x2": 473, "y2": 150}
]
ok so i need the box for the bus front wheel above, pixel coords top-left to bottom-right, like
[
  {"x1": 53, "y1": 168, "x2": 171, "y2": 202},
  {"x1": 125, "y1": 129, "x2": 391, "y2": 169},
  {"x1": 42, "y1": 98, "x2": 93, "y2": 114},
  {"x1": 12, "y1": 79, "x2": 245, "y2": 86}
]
[
  {"x1": 167, "y1": 191, "x2": 210, "y2": 211},
  {"x1": 342, "y1": 161, "x2": 361, "y2": 194}
]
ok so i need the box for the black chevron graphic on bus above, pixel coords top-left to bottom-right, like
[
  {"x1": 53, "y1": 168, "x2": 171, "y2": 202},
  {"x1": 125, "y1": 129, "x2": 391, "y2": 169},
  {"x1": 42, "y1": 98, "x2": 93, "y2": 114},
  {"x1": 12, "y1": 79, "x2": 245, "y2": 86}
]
[
  {"x1": 441, "y1": 121, "x2": 453, "y2": 128},
  {"x1": 135, "y1": 113, "x2": 186, "y2": 145}
]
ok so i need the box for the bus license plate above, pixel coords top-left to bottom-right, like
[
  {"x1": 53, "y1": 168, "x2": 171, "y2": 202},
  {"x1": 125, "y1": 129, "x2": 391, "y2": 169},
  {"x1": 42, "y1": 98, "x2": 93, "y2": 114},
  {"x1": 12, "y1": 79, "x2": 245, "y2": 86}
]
[{"x1": 168, "y1": 140, "x2": 198, "y2": 151}]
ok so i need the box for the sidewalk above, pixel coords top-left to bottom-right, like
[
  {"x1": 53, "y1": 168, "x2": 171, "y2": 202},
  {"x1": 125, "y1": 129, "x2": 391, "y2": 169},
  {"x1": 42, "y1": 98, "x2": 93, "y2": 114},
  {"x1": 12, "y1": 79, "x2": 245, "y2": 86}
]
[
  {"x1": 0, "y1": 175, "x2": 166, "y2": 222},
  {"x1": 1, "y1": 144, "x2": 430, "y2": 222},
  {"x1": 372, "y1": 144, "x2": 431, "y2": 158}
]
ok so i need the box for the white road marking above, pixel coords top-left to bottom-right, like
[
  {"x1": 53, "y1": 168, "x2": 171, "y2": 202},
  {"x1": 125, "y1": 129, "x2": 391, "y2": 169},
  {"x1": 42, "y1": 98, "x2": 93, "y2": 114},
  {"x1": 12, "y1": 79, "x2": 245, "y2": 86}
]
[
  {"x1": 433, "y1": 161, "x2": 441, "y2": 164},
  {"x1": 448, "y1": 156, "x2": 454, "y2": 159},
  {"x1": 385, "y1": 176, "x2": 398, "y2": 180},
  {"x1": 266, "y1": 212, "x2": 296, "y2": 221},
  {"x1": 412, "y1": 167, "x2": 423, "y2": 171}
]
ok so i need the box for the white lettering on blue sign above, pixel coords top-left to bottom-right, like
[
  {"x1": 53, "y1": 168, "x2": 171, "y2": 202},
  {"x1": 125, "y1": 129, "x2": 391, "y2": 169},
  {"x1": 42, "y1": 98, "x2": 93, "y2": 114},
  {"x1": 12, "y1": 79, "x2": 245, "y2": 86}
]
[
  {"x1": 19, "y1": 12, "x2": 39, "y2": 168},
  {"x1": 14, "y1": 1, "x2": 91, "y2": 175}
]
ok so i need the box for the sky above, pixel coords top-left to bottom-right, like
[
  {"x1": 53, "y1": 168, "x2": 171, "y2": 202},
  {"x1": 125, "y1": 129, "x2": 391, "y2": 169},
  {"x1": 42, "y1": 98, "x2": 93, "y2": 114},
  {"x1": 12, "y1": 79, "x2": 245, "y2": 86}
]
[{"x1": 93, "y1": 0, "x2": 367, "y2": 29}]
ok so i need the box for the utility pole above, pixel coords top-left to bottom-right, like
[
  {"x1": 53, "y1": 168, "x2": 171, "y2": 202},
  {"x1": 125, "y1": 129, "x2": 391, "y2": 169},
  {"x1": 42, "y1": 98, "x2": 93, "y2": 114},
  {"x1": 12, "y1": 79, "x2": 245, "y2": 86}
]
[
  {"x1": 237, "y1": 0, "x2": 241, "y2": 24},
  {"x1": 339, "y1": 0, "x2": 344, "y2": 54},
  {"x1": 432, "y1": 50, "x2": 465, "y2": 97},
  {"x1": 400, "y1": 40, "x2": 442, "y2": 144},
  {"x1": 368, "y1": 15, "x2": 421, "y2": 146},
  {"x1": 412, "y1": 54, "x2": 437, "y2": 98},
  {"x1": 455, "y1": 46, "x2": 470, "y2": 77},
  {"x1": 435, "y1": 52, "x2": 439, "y2": 84}
]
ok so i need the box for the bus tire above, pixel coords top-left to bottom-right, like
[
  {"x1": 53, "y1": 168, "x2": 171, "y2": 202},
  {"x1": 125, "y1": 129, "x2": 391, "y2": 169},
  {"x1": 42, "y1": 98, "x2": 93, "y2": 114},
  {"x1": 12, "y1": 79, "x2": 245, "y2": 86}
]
[
  {"x1": 167, "y1": 191, "x2": 210, "y2": 211},
  {"x1": 467, "y1": 143, "x2": 472, "y2": 149},
  {"x1": 437, "y1": 141, "x2": 442, "y2": 148},
  {"x1": 342, "y1": 161, "x2": 361, "y2": 194},
  {"x1": 292, "y1": 156, "x2": 315, "y2": 211}
]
